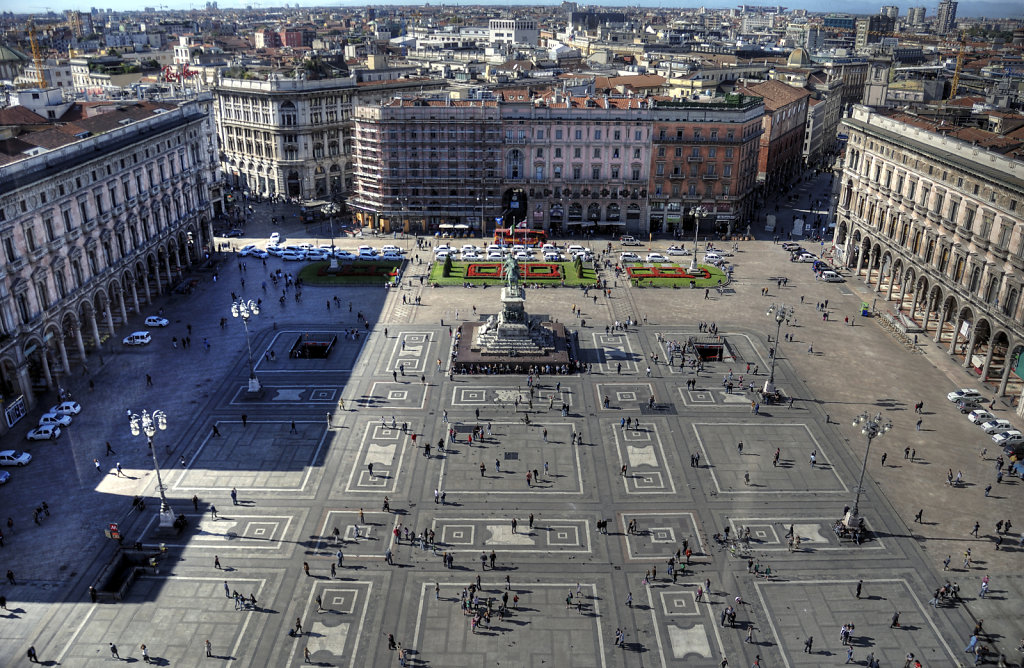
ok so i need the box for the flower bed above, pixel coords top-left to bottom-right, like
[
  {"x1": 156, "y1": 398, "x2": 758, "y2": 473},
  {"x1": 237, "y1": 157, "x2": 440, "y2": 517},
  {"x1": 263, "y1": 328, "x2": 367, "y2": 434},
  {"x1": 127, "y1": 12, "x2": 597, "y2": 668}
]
[
  {"x1": 626, "y1": 265, "x2": 711, "y2": 280},
  {"x1": 317, "y1": 263, "x2": 398, "y2": 277},
  {"x1": 465, "y1": 262, "x2": 563, "y2": 280}
]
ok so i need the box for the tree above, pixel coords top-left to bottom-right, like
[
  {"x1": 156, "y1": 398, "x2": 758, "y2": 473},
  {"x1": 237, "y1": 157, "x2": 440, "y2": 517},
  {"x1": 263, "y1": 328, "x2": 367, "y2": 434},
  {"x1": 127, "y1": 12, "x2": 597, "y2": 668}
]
[{"x1": 442, "y1": 254, "x2": 453, "y2": 278}]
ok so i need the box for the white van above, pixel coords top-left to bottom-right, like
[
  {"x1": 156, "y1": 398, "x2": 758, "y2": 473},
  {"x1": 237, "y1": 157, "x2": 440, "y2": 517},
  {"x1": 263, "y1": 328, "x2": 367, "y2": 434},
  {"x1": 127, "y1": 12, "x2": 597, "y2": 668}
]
[
  {"x1": 704, "y1": 252, "x2": 723, "y2": 263},
  {"x1": 122, "y1": 331, "x2": 152, "y2": 346},
  {"x1": 620, "y1": 236, "x2": 642, "y2": 246},
  {"x1": 380, "y1": 245, "x2": 403, "y2": 255},
  {"x1": 819, "y1": 270, "x2": 844, "y2": 282}
]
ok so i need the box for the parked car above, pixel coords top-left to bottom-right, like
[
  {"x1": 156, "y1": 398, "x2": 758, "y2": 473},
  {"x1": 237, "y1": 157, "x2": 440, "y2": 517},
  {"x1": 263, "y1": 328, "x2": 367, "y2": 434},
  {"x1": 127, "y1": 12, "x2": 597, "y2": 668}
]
[
  {"x1": 968, "y1": 409, "x2": 996, "y2": 424},
  {"x1": 543, "y1": 252, "x2": 562, "y2": 262},
  {"x1": 26, "y1": 425, "x2": 61, "y2": 441},
  {"x1": 793, "y1": 253, "x2": 817, "y2": 263},
  {"x1": 957, "y1": 398, "x2": 984, "y2": 413},
  {"x1": 266, "y1": 245, "x2": 283, "y2": 257},
  {"x1": 646, "y1": 253, "x2": 669, "y2": 263},
  {"x1": 665, "y1": 245, "x2": 691, "y2": 256},
  {"x1": 704, "y1": 252, "x2": 723, "y2": 263},
  {"x1": 380, "y1": 253, "x2": 404, "y2": 261},
  {"x1": 947, "y1": 388, "x2": 982, "y2": 402},
  {"x1": 238, "y1": 244, "x2": 257, "y2": 256},
  {"x1": 304, "y1": 250, "x2": 329, "y2": 261},
  {"x1": 819, "y1": 270, "x2": 844, "y2": 282},
  {"x1": 620, "y1": 235, "x2": 642, "y2": 246},
  {"x1": 334, "y1": 250, "x2": 356, "y2": 260},
  {"x1": 981, "y1": 419, "x2": 1013, "y2": 434},
  {"x1": 620, "y1": 252, "x2": 642, "y2": 263},
  {"x1": 145, "y1": 316, "x2": 169, "y2": 327},
  {"x1": 281, "y1": 251, "x2": 306, "y2": 261},
  {"x1": 566, "y1": 245, "x2": 586, "y2": 255},
  {"x1": 991, "y1": 430, "x2": 1024, "y2": 446},
  {"x1": 269, "y1": 232, "x2": 281, "y2": 244},
  {"x1": 249, "y1": 249, "x2": 268, "y2": 259},
  {"x1": 781, "y1": 242, "x2": 802, "y2": 251},
  {"x1": 224, "y1": 229, "x2": 244, "y2": 238},
  {"x1": 39, "y1": 412, "x2": 72, "y2": 427},
  {"x1": 49, "y1": 401, "x2": 82, "y2": 416},
  {"x1": 122, "y1": 331, "x2": 152, "y2": 346},
  {"x1": 0, "y1": 450, "x2": 32, "y2": 466},
  {"x1": 487, "y1": 251, "x2": 504, "y2": 260}
]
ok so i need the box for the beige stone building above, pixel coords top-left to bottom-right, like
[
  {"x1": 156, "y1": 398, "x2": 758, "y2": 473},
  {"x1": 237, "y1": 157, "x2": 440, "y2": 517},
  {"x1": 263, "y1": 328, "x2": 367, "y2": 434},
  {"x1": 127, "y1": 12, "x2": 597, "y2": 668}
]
[
  {"x1": 0, "y1": 95, "x2": 219, "y2": 432},
  {"x1": 834, "y1": 106, "x2": 1024, "y2": 408}
]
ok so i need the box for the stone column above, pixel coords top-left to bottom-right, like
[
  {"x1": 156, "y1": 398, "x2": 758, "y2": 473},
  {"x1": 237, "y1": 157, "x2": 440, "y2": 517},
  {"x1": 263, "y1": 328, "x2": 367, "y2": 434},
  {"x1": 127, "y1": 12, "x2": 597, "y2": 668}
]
[
  {"x1": 164, "y1": 253, "x2": 174, "y2": 288},
  {"x1": 933, "y1": 306, "x2": 948, "y2": 344},
  {"x1": 105, "y1": 307, "x2": 116, "y2": 337},
  {"x1": 963, "y1": 328, "x2": 978, "y2": 368},
  {"x1": 74, "y1": 326, "x2": 88, "y2": 365},
  {"x1": 153, "y1": 260, "x2": 163, "y2": 296},
  {"x1": 16, "y1": 361, "x2": 34, "y2": 409},
  {"x1": 855, "y1": 245, "x2": 866, "y2": 277},
  {"x1": 89, "y1": 311, "x2": 102, "y2": 349},
  {"x1": 947, "y1": 317, "x2": 961, "y2": 355},
  {"x1": 40, "y1": 349, "x2": 53, "y2": 389},
  {"x1": 998, "y1": 357, "x2": 1012, "y2": 397},
  {"x1": 910, "y1": 289, "x2": 921, "y2": 323},
  {"x1": 141, "y1": 274, "x2": 152, "y2": 305},
  {"x1": 981, "y1": 341, "x2": 996, "y2": 381},
  {"x1": 885, "y1": 270, "x2": 896, "y2": 301},
  {"x1": 127, "y1": 285, "x2": 137, "y2": 318},
  {"x1": 57, "y1": 337, "x2": 70, "y2": 375},
  {"x1": 897, "y1": 279, "x2": 909, "y2": 312},
  {"x1": 921, "y1": 296, "x2": 933, "y2": 333}
]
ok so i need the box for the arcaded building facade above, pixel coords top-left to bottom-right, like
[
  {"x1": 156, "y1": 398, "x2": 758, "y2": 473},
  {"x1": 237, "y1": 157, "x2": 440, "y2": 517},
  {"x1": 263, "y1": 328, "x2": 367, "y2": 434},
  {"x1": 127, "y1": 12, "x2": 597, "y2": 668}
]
[
  {"x1": 834, "y1": 106, "x2": 1024, "y2": 408},
  {"x1": 0, "y1": 97, "x2": 218, "y2": 433}
]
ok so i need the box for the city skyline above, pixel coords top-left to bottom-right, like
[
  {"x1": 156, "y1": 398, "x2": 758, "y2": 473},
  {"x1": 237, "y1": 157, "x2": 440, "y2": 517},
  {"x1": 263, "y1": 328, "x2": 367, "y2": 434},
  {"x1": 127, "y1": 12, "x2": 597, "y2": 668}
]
[{"x1": 19, "y1": 0, "x2": 1024, "y2": 19}]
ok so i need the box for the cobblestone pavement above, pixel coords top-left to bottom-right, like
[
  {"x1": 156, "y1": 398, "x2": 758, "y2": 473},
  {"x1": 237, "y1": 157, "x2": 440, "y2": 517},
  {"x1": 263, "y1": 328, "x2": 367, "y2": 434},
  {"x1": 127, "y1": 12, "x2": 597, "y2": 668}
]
[{"x1": 0, "y1": 172, "x2": 1020, "y2": 666}]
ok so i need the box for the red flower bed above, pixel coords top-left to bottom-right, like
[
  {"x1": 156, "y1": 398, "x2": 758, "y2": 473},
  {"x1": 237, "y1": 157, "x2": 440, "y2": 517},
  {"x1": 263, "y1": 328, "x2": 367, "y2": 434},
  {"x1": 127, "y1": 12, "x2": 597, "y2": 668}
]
[
  {"x1": 626, "y1": 265, "x2": 711, "y2": 280},
  {"x1": 466, "y1": 262, "x2": 563, "y2": 280}
]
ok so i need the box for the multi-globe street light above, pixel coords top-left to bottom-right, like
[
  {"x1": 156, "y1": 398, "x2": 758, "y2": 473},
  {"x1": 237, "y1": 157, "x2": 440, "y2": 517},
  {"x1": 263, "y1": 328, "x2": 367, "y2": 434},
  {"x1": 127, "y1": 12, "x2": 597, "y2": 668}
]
[
  {"x1": 849, "y1": 412, "x2": 892, "y2": 521},
  {"x1": 128, "y1": 409, "x2": 175, "y2": 528},
  {"x1": 231, "y1": 298, "x2": 261, "y2": 393}
]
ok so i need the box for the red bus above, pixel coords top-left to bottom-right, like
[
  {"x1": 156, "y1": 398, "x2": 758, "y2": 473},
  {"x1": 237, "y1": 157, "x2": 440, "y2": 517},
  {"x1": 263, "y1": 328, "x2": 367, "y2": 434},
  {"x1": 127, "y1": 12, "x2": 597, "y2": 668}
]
[{"x1": 493, "y1": 227, "x2": 547, "y2": 247}]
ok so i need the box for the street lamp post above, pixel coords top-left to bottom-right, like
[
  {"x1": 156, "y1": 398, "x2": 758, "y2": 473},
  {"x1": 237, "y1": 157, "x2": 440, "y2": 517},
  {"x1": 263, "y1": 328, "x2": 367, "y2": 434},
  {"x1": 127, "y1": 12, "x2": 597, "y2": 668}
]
[
  {"x1": 129, "y1": 409, "x2": 175, "y2": 528},
  {"x1": 231, "y1": 298, "x2": 261, "y2": 394},
  {"x1": 764, "y1": 303, "x2": 792, "y2": 394},
  {"x1": 848, "y1": 412, "x2": 892, "y2": 524},
  {"x1": 688, "y1": 206, "x2": 708, "y2": 272}
]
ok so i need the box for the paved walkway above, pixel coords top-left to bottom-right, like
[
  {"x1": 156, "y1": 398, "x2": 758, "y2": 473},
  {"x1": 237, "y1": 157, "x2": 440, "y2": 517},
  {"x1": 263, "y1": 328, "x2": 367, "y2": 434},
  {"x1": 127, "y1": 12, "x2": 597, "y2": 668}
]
[{"x1": 0, "y1": 174, "x2": 1020, "y2": 666}]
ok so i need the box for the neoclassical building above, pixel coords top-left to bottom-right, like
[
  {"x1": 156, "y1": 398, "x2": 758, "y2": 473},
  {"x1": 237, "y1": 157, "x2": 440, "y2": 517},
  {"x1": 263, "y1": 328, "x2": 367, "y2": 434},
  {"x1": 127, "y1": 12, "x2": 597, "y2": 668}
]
[
  {"x1": 833, "y1": 106, "x2": 1024, "y2": 410},
  {"x1": 0, "y1": 95, "x2": 219, "y2": 433}
]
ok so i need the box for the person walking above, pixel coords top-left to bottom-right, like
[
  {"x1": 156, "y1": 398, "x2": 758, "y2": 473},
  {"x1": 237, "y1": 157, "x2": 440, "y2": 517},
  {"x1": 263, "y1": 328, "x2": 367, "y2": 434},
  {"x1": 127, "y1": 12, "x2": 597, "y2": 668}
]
[
  {"x1": 205, "y1": 640, "x2": 212, "y2": 657},
  {"x1": 141, "y1": 644, "x2": 150, "y2": 663},
  {"x1": 804, "y1": 636, "x2": 813, "y2": 653},
  {"x1": 231, "y1": 488, "x2": 238, "y2": 505},
  {"x1": 109, "y1": 643, "x2": 120, "y2": 660}
]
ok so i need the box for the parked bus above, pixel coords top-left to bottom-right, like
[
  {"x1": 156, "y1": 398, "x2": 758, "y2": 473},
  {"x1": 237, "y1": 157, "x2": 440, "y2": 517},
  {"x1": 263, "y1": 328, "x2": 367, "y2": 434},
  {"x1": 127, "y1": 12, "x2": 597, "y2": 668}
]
[{"x1": 493, "y1": 228, "x2": 547, "y2": 247}]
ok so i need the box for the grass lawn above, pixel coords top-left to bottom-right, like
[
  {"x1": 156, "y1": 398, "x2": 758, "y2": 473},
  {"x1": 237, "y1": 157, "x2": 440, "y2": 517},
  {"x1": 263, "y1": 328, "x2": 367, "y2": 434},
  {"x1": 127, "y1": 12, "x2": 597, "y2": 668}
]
[
  {"x1": 429, "y1": 261, "x2": 599, "y2": 287},
  {"x1": 298, "y1": 260, "x2": 402, "y2": 286},
  {"x1": 626, "y1": 264, "x2": 728, "y2": 288}
]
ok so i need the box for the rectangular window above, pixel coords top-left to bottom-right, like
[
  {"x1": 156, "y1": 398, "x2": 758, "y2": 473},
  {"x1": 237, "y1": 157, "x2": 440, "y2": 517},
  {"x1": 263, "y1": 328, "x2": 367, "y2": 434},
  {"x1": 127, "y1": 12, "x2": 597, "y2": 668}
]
[
  {"x1": 632, "y1": 167, "x2": 640, "y2": 181},
  {"x1": 575, "y1": 130, "x2": 583, "y2": 140},
  {"x1": 554, "y1": 148, "x2": 562, "y2": 158},
  {"x1": 555, "y1": 129, "x2": 563, "y2": 140},
  {"x1": 591, "y1": 166, "x2": 601, "y2": 180},
  {"x1": 594, "y1": 130, "x2": 602, "y2": 140},
  {"x1": 553, "y1": 165, "x2": 562, "y2": 179},
  {"x1": 535, "y1": 166, "x2": 544, "y2": 180},
  {"x1": 633, "y1": 149, "x2": 641, "y2": 159},
  {"x1": 635, "y1": 130, "x2": 642, "y2": 141},
  {"x1": 536, "y1": 129, "x2": 544, "y2": 139},
  {"x1": 708, "y1": 147, "x2": 717, "y2": 158},
  {"x1": 572, "y1": 166, "x2": 581, "y2": 180},
  {"x1": 614, "y1": 130, "x2": 621, "y2": 140},
  {"x1": 573, "y1": 148, "x2": 581, "y2": 159},
  {"x1": 593, "y1": 148, "x2": 601, "y2": 159},
  {"x1": 611, "y1": 166, "x2": 620, "y2": 179},
  {"x1": 656, "y1": 163, "x2": 664, "y2": 176}
]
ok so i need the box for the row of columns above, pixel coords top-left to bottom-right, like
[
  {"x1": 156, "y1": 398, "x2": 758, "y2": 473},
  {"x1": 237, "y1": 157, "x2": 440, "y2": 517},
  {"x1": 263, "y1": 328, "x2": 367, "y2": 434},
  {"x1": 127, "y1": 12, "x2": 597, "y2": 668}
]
[{"x1": 848, "y1": 236, "x2": 1020, "y2": 400}]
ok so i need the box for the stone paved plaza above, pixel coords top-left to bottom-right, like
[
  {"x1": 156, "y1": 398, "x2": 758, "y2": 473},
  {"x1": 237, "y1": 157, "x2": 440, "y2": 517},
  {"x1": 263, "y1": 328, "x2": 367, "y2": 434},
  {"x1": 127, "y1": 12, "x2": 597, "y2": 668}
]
[{"x1": 0, "y1": 172, "x2": 1021, "y2": 666}]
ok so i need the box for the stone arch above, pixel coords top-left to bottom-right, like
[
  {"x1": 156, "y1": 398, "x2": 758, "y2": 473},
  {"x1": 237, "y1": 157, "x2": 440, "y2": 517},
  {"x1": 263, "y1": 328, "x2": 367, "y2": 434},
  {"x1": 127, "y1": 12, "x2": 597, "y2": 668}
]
[{"x1": 22, "y1": 334, "x2": 52, "y2": 393}]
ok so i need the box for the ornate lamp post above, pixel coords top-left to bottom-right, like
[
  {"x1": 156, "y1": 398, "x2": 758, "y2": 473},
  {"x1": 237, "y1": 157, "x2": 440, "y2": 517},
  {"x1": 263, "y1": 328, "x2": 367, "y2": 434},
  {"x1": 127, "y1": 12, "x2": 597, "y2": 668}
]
[
  {"x1": 849, "y1": 412, "x2": 892, "y2": 522},
  {"x1": 129, "y1": 409, "x2": 175, "y2": 528},
  {"x1": 231, "y1": 298, "x2": 261, "y2": 393},
  {"x1": 764, "y1": 303, "x2": 792, "y2": 394},
  {"x1": 688, "y1": 206, "x2": 708, "y2": 272}
]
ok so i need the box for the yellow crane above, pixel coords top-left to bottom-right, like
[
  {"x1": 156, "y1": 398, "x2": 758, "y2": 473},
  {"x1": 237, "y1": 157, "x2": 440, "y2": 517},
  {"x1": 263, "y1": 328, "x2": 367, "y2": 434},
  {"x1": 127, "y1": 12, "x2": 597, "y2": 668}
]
[
  {"x1": 948, "y1": 31, "x2": 966, "y2": 100},
  {"x1": 28, "y1": 18, "x2": 46, "y2": 88}
]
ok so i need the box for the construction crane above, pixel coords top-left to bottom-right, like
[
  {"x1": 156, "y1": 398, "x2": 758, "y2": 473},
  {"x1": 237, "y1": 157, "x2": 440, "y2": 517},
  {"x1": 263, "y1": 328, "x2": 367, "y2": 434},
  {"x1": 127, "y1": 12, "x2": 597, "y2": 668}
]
[
  {"x1": 947, "y1": 31, "x2": 966, "y2": 100},
  {"x1": 28, "y1": 17, "x2": 46, "y2": 89}
]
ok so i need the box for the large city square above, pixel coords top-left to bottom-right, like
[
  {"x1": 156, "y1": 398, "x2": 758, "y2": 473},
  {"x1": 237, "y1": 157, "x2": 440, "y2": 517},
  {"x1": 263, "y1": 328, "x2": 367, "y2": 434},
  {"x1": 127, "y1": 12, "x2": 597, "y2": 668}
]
[{"x1": 0, "y1": 171, "x2": 1019, "y2": 667}]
